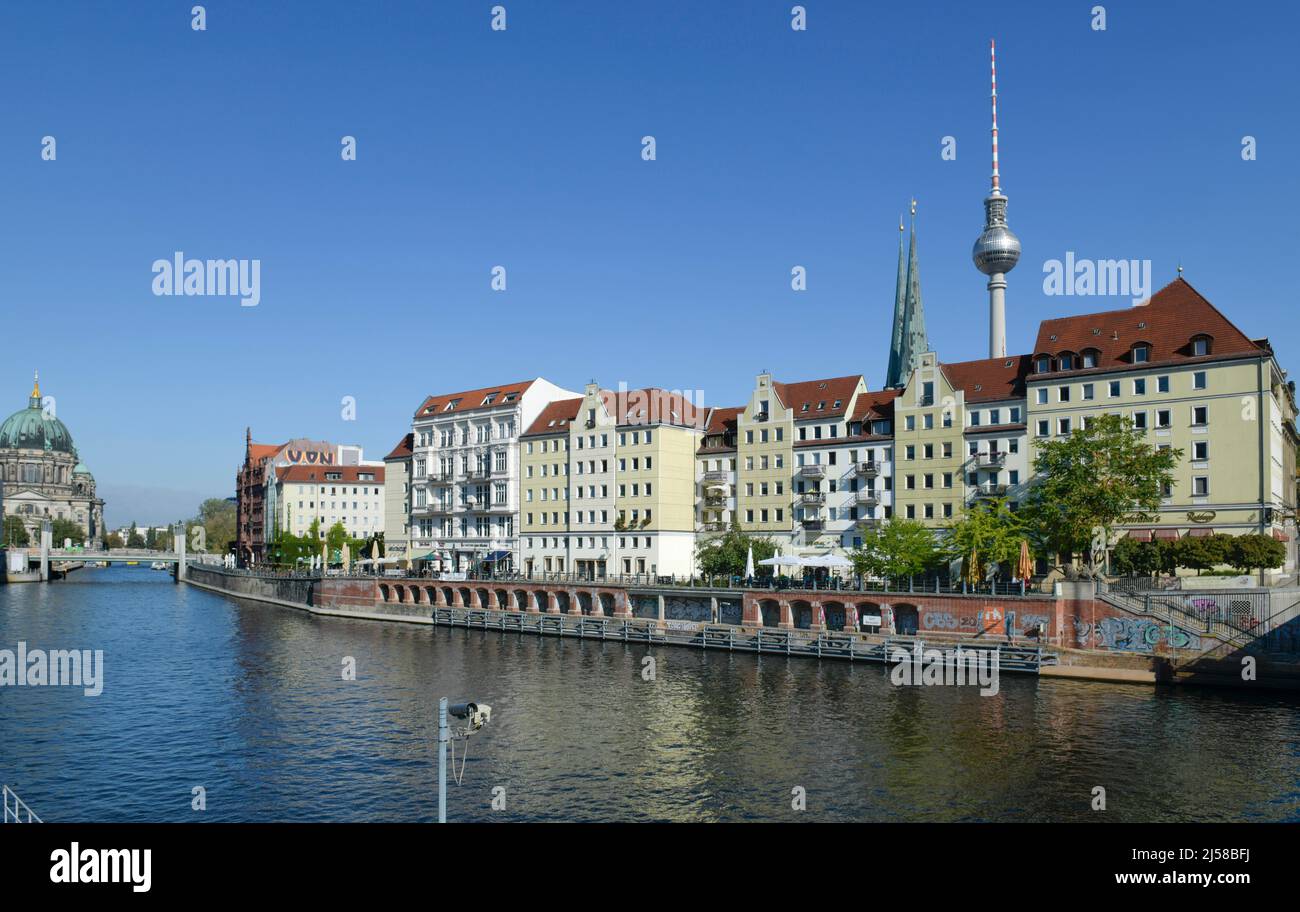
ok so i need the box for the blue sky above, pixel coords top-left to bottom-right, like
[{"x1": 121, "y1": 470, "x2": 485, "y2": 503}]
[{"x1": 2, "y1": 1, "x2": 1297, "y2": 526}]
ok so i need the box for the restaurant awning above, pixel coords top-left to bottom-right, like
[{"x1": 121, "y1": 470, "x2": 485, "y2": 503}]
[
  {"x1": 1127, "y1": 529, "x2": 1154, "y2": 543},
  {"x1": 1274, "y1": 529, "x2": 1290, "y2": 542},
  {"x1": 484, "y1": 550, "x2": 511, "y2": 562},
  {"x1": 1153, "y1": 529, "x2": 1179, "y2": 540},
  {"x1": 1187, "y1": 528, "x2": 1213, "y2": 538}
]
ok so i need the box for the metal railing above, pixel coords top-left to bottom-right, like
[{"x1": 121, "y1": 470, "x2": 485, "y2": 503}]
[{"x1": 3, "y1": 786, "x2": 41, "y2": 823}]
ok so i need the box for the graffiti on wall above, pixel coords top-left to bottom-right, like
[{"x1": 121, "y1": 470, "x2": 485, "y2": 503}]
[{"x1": 1073, "y1": 617, "x2": 1202, "y2": 652}]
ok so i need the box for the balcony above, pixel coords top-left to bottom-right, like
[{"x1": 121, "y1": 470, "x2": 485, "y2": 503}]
[
  {"x1": 585, "y1": 418, "x2": 596, "y2": 429},
  {"x1": 855, "y1": 461, "x2": 879, "y2": 478},
  {"x1": 855, "y1": 490, "x2": 879, "y2": 507},
  {"x1": 702, "y1": 470, "x2": 731, "y2": 484},
  {"x1": 753, "y1": 411, "x2": 770, "y2": 422},
  {"x1": 800, "y1": 519, "x2": 824, "y2": 531},
  {"x1": 974, "y1": 451, "x2": 1006, "y2": 468},
  {"x1": 699, "y1": 521, "x2": 727, "y2": 533},
  {"x1": 971, "y1": 483, "x2": 1009, "y2": 499},
  {"x1": 703, "y1": 495, "x2": 728, "y2": 509},
  {"x1": 798, "y1": 491, "x2": 826, "y2": 506},
  {"x1": 799, "y1": 464, "x2": 826, "y2": 480}
]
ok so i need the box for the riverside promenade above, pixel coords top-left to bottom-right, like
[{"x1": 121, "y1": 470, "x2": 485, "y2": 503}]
[{"x1": 183, "y1": 565, "x2": 1300, "y2": 689}]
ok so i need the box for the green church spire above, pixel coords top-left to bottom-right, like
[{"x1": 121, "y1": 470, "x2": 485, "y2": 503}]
[{"x1": 885, "y1": 201, "x2": 929, "y2": 388}]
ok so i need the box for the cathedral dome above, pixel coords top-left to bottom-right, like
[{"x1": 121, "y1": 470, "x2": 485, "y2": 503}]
[{"x1": 0, "y1": 374, "x2": 76, "y2": 454}]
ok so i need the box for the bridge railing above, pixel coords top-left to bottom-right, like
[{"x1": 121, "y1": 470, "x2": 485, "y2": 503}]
[{"x1": 2, "y1": 785, "x2": 42, "y2": 823}]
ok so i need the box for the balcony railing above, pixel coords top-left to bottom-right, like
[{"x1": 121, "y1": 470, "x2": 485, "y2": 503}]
[
  {"x1": 855, "y1": 490, "x2": 878, "y2": 507},
  {"x1": 799, "y1": 465, "x2": 826, "y2": 480},
  {"x1": 753, "y1": 412, "x2": 770, "y2": 422},
  {"x1": 855, "y1": 461, "x2": 879, "y2": 478},
  {"x1": 702, "y1": 470, "x2": 731, "y2": 484},
  {"x1": 800, "y1": 519, "x2": 824, "y2": 531},
  {"x1": 971, "y1": 483, "x2": 1009, "y2": 499},
  {"x1": 798, "y1": 491, "x2": 825, "y2": 506},
  {"x1": 974, "y1": 451, "x2": 1006, "y2": 468},
  {"x1": 703, "y1": 495, "x2": 728, "y2": 508}
]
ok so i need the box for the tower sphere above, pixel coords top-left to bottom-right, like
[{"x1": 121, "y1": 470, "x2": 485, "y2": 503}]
[{"x1": 972, "y1": 220, "x2": 1021, "y2": 275}]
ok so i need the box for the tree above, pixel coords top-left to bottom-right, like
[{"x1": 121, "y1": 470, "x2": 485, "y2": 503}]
[
  {"x1": 50, "y1": 518, "x2": 86, "y2": 547},
  {"x1": 1111, "y1": 536, "x2": 1161, "y2": 576},
  {"x1": 939, "y1": 498, "x2": 1026, "y2": 579},
  {"x1": 850, "y1": 518, "x2": 940, "y2": 580},
  {"x1": 127, "y1": 522, "x2": 146, "y2": 548},
  {"x1": 695, "y1": 521, "x2": 777, "y2": 577},
  {"x1": 104, "y1": 530, "x2": 124, "y2": 549},
  {"x1": 1172, "y1": 534, "x2": 1234, "y2": 575},
  {"x1": 1225, "y1": 533, "x2": 1286, "y2": 573},
  {"x1": 190, "y1": 498, "x2": 236, "y2": 554},
  {"x1": 326, "y1": 521, "x2": 349, "y2": 555},
  {"x1": 3, "y1": 515, "x2": 30, "y2": 547},
  {"x1": 1022, "y1": 413, "x2": 1181, "y2": 571}
]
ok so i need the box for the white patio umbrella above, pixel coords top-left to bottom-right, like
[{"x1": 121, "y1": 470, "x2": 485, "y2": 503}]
[
  {"x1": 744, "y1": 545, "x2": 755, "y2": 579},
  {"x1": 804, "y1": 554, "x2": 852, "y2": 569},
  {"x1": 758, "y1": 555, "x2": 803, "y2": 567}
]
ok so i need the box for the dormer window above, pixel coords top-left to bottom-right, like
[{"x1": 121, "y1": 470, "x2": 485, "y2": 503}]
[
  {"x1": 1034, "y1": 355, "x2": 1051, "y2": 373},
  {"x1": 1057, "y1": 352, "x2": 1076, "y2": 370},
  {"x1": 1081, "y1": 348, "x2": 1099, "y2": 369},
  {"x1": 1131, "y1": 344, "x2": 1151, "y2": 364},
  {"x1": 1191, "y1": 335, "x2": 1212, "y2": 357}
]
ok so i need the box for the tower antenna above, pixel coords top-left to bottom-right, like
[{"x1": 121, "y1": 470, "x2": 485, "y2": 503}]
[{"x1": 972, "y1": 39, "x2": 1020, "y2": 359}]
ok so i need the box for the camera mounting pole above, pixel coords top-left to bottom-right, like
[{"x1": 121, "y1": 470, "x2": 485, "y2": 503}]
[{"x1": 437, "y1": 697, "x2": 448, "y2": 824}]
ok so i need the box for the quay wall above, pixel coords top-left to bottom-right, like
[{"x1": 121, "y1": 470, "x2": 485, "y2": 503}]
[{"x1": 185, "y1": 566, "x2": 1300, "y2": 688}]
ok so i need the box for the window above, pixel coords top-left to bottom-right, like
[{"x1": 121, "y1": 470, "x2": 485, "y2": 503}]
[
  {"x1": 1193, "y1": 371, "x2": 1207, "y2": 390},
  {"x1": 1132, "y1": 344, "x2": 1150, "y2": 363},
  {"x1": 1036, "y1": 419, "x2": 1049, "y2": 437},
  {"x1": 1035, "y1": 355, "x2": 1050, "y2": 373},
  {"x1": 1192, "y1": 476, "x2": 1209, "y2": 496},
  {"x1": 1009, "y1": 407, "x2": 1021, "y2": 423},
  {"x1": 1193, "y1": 441, "x2": 1209, "y2": 461},
  {"x1": 1156, "y1": 409, "x2": 1171, "y2": 428},
  {"x1": 1192, "y1": 405, "x2": 1208, "y2": 426},
  {"x1": 1081, "y1": 349, "x2": 1099, "y2": 368},
  {"x1": 1133, "y1": 378, "x2": 1146, "y2": 395},
  {"x1": 1058, "y1": 386, "x2": 1071, "y2": 403},
  {"x1": 1191, "y1": 335, "x2": 1212, "y2": 356},
  {"x1": 1057, "y1": 417, "x2": 1071, "y2": 435},
  {"x1": 1132, "y1": 411, "x2": 1147, "y2": 431},
  {"x1": 1082, "y1": 383, "x2": 1095, "y2": 401},
  {"x1": 1108, "y1": 381, "x2": 1121, "y2": 397},
  {"x1": 1157, "y1": 376, "x2": 1170, "y2": 393},
  {"x1": 1058, "y1": 352, "x2": 1074, "y2": 370},
  {"x1": 1036, "y1": 388, "x2": 1048, "y2": 405}
]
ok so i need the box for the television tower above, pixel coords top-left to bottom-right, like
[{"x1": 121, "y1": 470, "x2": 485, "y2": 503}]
[{"x1": 972, "y1": 39, "x2": 1020, "y2": 359}]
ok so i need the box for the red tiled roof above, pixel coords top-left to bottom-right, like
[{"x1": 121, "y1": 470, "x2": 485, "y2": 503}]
[
  {"x1": 384, "y1": 433, "x2": 413, "y2": 461},
  {"x1": 522, "y1": 397, "x2": 582, "y2": 437},
  {"x1": 1030, "y1": 278, "x2": 1263, "y2": 377},
  {"x1": 276, "y1": 465, "x2": 385, "y2": 484},
  {"x1": 942, "y1": 354, "x2": 1032, "y2": 403},
  {"x1": 610, "y1": 388, "x2": 706, "y2": 428},
  {"x1": 703, "y1": 406, "x2": 742, "y2": 435},
  {"x1": 248, "y1": 443, "x2": 281, "y2": 463},
  {"x1": 850, "y1": 388, "x2": 899, "y2": 421},
  {"x1": 774, "y1": 375, "x2": 863, "y2": 419},
  {"x1": 414, "y1": 380, "x2": 536, "y2": 419}
]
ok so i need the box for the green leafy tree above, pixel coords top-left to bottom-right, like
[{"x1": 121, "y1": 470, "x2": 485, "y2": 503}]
[
  {"x1": 850, "y1": 518, "x2": 940, "y2": 580},
  {"x1": 1172, "y1": 534, "x2": 1234, "y2": 575},
  {"x1": 103, "y1": 529, "x2": 124, "y2": 549},
  {"x1": 50, "y1": 517, "x2": 86, "y2": 547},
  {"x1": 191, "y1": 498, "x2": 236, "y2": 554},
  {"x1": 695, "y1": 521, "x2": 777, "y2": 577},
  {"x1": 1022, "y1": 413, "x2": 1181, "y2": 571},
  {"x1": 1111, "y1": 536, "x2": 1161, "y2": 576},
  {"x1": 1225, "y1": 533, "x2": 1285, "y2": 573},
  {"x1": 3, "y1": 515, "x2": 31, "y2": 547},
  {"x1": 326, "y1": 521, "x2": 349, "y2": 555},
  {"x1": 127, "y1": 522, "x2": 146, "y2": 548},
  {"x1": 939, "y1": 498, "x2": 1025, "y2": 579}
]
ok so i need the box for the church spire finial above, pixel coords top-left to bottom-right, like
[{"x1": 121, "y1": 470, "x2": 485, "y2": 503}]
[{"x1": 31, "y1": 370, "x2": 40, "y2": 399}]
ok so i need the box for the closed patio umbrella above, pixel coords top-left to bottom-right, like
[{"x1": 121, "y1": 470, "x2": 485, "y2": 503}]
[{"x1": 744, "y1": 545, "x2": 755, "y2": 579}]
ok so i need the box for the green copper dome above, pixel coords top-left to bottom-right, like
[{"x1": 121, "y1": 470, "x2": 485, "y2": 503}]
[{"x1": 0, "y1": 375, "x2": 75, "y2": 454}]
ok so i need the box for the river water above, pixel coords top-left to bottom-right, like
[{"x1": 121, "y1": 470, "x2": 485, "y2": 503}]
[{"x1": 1, "y1": 565, "x2": 1296, "y2": 822}]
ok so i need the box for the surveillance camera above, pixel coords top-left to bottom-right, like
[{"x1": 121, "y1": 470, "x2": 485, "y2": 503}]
[{"x1": 449, "y1": 702, "x2": 492, "y2": 732}]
